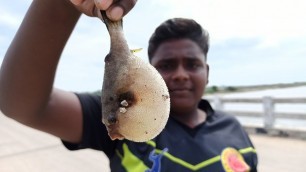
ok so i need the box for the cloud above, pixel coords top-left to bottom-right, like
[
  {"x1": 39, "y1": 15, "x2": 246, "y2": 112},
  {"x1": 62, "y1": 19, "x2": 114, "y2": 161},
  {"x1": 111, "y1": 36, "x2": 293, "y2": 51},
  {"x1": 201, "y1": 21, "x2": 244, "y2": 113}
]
[
  {"x1": 1, "y1": 0, "x2": 305, "y2": 92},
  {"x1": 208, "y1": 37, "x2": 306, "y2": 86},
  {"x1": 153, "y1": 0, "x2": 306, "y2": 45},
  {"x1": 0, "y1": 11, "x2": 20, "y2": 29}
]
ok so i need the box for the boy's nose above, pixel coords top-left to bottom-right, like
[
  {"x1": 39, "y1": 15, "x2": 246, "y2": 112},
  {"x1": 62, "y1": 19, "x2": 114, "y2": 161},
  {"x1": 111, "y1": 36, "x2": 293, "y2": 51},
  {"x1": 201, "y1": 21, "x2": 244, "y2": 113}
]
[{"x1": 172, "y1": 66, "x2": 189, "y2": 81}]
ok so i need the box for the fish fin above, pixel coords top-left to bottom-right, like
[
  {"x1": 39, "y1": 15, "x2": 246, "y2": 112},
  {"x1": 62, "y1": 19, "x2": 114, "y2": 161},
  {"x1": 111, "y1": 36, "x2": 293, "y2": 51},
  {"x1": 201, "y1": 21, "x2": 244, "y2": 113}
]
[{"x1": 130, "y1": 48, "x2": 143, "y2": 54}]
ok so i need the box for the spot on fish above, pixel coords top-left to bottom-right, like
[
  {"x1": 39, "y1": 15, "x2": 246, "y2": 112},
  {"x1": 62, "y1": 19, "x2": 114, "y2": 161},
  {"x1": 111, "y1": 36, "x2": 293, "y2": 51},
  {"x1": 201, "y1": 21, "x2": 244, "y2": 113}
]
[
  {"x1": 119, "y1": 107, "x2": 127, "y2": 113},
  {"x1": 162, "y1": 95, "x2": 169, "y2": 101},
  {"x1": 121, "y1": 100, "x2": 129, "y2": 107}
]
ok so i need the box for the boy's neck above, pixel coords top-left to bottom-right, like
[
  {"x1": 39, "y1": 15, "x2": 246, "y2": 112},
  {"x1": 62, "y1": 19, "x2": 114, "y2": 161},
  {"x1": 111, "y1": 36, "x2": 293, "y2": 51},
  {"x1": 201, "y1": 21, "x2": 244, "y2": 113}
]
[{"x1": 170, "y1": 108, "x2": 207, "y2": 128}]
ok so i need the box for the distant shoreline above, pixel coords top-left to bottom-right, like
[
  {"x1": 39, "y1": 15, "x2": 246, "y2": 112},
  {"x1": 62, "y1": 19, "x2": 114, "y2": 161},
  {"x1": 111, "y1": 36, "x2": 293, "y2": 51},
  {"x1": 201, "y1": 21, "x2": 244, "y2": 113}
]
[{"x1": 205, "y1": 81, "x2": 306, "y2": 95}]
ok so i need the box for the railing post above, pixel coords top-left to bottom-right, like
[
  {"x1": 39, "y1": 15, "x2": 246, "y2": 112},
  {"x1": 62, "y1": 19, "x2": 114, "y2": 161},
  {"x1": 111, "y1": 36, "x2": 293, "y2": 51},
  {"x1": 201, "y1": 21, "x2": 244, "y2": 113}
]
[
  {"x1": 263, "y1": 96, "x2": 275, "y2": 130},
  {"x1": 213, "y1": 96, "x2": 223, "y2": 110}
]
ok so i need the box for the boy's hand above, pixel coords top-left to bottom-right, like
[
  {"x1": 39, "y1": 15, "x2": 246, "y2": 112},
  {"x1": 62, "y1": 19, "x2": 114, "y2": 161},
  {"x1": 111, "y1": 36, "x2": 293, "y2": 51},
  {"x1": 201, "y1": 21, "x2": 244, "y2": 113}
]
[{"x1": 70, "y1": 0, "x2": 137, "y2": 21}]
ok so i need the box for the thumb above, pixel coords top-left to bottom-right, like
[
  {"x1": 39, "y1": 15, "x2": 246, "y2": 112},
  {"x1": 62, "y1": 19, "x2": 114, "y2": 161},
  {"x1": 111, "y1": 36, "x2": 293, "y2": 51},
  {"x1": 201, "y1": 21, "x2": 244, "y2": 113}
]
[{"x1": 106, "y1": 0, "x2": 137, "y2": 21}]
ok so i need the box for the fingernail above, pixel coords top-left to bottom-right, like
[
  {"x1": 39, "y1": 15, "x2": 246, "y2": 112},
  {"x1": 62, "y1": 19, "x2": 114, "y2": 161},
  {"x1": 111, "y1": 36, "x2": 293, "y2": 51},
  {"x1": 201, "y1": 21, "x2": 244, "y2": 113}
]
[
  {"x1": 109, "y1": 6, "x2": 124, "y2": 21},
  {"x1": 95, "y1": 0, "x2": 107, "y2": 8}
]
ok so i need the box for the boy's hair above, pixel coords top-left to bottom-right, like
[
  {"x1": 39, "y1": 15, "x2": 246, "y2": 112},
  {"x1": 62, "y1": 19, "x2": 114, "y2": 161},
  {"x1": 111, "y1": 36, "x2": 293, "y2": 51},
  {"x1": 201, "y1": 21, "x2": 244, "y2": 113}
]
[{"x1": 148, "y1": 18, "x2": 210, "y2": 61}]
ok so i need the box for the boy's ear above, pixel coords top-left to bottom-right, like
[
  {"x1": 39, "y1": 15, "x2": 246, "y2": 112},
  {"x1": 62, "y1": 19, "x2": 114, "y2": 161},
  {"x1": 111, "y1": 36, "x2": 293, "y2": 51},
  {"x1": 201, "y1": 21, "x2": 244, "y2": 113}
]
[{"x1": 206, "y1": 64, "x2": 209, "y2": 85}]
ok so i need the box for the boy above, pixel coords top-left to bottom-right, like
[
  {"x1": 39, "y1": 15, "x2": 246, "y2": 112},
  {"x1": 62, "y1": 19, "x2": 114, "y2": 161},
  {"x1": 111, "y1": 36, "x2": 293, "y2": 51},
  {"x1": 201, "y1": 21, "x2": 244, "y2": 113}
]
[{"x1": 0, "y1": 0, "x2": 257, "y2": 171}]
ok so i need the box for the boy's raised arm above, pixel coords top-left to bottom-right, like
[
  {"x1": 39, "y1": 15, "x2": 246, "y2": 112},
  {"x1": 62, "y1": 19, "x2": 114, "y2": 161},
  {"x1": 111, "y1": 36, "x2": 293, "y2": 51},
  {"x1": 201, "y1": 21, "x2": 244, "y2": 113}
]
[
  {"x1": 0, "y1": 0, "x2": 83, "y2": 142},
  {"x1": 0, "y1": 0, "x2": 136, "y2": 143}
]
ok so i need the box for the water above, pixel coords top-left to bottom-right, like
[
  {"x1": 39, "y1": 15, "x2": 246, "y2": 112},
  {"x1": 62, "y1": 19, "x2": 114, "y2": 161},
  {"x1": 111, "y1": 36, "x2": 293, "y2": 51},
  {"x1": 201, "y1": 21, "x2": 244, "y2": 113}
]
[{"x1": 205, "y1": 86, "x2": 306, "y2": 131}]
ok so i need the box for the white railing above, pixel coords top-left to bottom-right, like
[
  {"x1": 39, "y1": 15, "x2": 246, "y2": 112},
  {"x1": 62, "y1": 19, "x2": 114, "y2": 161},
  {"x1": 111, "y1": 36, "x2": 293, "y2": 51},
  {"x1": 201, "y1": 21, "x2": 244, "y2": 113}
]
[{"x1": 206, "y1": 97, "x2": 306, "y2": 132}]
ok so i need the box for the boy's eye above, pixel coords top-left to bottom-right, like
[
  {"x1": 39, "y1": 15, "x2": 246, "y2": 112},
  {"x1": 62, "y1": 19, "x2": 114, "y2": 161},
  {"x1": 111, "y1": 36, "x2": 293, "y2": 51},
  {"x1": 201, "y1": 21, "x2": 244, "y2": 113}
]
[
  {"x1": 156, "y1": 63, "x2": 175, "y2": 71},
  {"x1": 186, "y1": 61, "x2": 203, "y2": 70}
]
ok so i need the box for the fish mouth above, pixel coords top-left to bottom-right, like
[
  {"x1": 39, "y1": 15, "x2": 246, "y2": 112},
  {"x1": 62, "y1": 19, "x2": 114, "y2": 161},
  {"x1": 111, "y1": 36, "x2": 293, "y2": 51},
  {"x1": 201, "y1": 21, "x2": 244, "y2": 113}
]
[{"x1": 106, "y1": 123, "x2": 124, "y2": 140}]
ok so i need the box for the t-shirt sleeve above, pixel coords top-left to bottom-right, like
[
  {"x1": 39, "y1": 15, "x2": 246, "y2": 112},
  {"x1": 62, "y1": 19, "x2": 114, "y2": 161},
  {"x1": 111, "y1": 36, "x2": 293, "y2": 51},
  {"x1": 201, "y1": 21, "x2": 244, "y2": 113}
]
[{"x1": 61, "y1": 93, "x2": 117, "y2": 157}]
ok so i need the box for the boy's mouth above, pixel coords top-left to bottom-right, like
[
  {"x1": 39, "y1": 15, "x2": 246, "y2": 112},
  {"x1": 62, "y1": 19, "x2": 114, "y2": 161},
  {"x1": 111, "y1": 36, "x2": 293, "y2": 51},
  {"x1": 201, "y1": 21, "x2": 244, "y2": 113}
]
[{"x1": 170, "y1": 88, "x2": 192, "y2": 95}]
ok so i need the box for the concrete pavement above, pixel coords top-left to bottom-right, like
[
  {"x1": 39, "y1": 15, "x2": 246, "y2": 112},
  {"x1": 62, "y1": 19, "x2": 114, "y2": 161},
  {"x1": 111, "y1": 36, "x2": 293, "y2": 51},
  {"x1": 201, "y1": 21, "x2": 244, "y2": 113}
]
[{"x1": 1, "y1": 113, "x2": 306, "y2": 172}]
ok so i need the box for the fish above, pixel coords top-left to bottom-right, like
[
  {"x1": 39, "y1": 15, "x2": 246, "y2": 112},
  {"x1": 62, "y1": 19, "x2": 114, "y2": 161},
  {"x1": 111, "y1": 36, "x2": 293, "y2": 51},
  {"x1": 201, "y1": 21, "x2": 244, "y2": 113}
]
[{"x1": 100, "y1": 11, "x2": 170, "y2": 142}]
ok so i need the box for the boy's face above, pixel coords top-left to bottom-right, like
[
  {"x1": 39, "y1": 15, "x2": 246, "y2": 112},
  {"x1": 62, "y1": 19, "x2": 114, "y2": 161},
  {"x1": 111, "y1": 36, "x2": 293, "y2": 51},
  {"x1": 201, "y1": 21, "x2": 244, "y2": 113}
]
[{"x1": 151, "y1": 39, "x2": 209, "y2": 114}]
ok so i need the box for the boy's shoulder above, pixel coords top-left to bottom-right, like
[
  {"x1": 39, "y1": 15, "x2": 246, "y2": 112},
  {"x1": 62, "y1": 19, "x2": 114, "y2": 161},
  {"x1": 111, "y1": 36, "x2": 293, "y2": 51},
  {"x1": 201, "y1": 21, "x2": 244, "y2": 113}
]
[{"x1": 200, "y1": 99, "x2": 240, "y2": 124}]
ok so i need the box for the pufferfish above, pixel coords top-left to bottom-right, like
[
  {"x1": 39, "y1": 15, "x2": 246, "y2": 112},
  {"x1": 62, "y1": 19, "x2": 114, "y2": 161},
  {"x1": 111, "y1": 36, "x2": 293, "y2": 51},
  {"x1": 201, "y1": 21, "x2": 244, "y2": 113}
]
[{"x1": 100, "y1": 12, "x2": 170, "y2": 142}]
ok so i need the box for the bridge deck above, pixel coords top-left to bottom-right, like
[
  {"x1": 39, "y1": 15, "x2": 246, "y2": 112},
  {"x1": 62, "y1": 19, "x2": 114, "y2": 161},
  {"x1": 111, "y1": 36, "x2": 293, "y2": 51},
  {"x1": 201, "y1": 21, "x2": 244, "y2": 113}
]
[{"x1": 1, "y1": 114, "x2": 306, "y2": 172}]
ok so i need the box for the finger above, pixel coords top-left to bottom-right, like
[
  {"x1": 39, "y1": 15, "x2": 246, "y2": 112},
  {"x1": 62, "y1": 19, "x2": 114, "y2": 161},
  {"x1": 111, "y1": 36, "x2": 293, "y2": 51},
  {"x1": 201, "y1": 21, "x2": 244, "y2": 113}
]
[
  {"x1": 106, "y1": 0, "x2": 137, "y2": 21},
  {"x1": 70, "y1": 0, "x2": 85, "y2": 5},
  {"x1": 94, "y1": 0, "x2": 113, "y2": 10}
]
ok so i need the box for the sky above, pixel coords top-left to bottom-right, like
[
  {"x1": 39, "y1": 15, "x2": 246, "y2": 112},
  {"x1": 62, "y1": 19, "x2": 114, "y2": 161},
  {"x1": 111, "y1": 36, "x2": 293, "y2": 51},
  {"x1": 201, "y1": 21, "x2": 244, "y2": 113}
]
[{"x1": 1, "y1": 0, "x2": 305, "y2": 92}]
